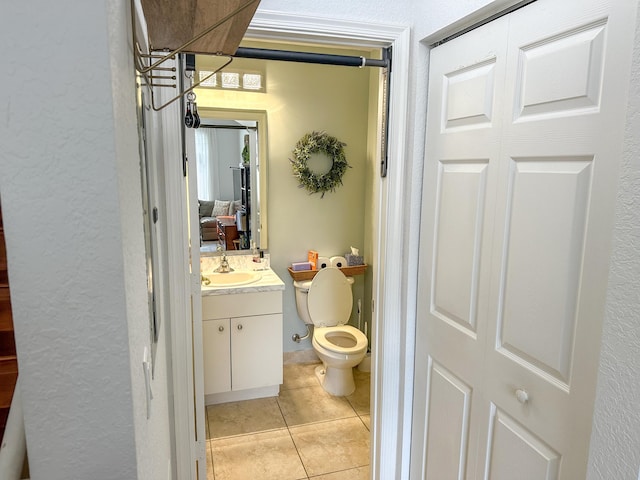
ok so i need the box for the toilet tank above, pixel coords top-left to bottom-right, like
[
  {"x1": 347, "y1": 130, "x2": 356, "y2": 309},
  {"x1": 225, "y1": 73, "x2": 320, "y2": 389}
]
[{"x1": 293, "y1": 279, "x2": 313, "y2": 325}]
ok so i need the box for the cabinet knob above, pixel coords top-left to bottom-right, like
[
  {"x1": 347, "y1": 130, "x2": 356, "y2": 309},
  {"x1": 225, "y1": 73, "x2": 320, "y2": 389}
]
[
  {"x1": 218, "y1": 325, "x2": 224, "y2": 332},
  {"x1": 237, "y1": 324, "x2": 243, "y2": 331},
  {"x1": 515, "y1": 389, "x2": 529, "y2": 404}
]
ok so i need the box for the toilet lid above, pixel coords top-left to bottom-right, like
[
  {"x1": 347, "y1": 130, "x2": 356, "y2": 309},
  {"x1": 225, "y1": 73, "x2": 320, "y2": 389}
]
[{"x1": 307, "y1": 267, "x2": 352, "y2": 327}]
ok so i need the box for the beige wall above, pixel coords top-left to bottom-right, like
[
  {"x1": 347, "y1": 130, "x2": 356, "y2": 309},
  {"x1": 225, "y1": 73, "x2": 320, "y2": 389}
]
[{"x1": 196, "y1": 43, "x2": 378, "y2": 351}]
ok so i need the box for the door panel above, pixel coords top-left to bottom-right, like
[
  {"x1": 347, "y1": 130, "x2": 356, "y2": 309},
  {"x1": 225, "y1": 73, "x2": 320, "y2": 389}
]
[
  {"x1": 498, "y1": 157, "x2": 592, "y2": 385},
  {"x1": 484, "y1": 406, "x2": 560, "y2": 480},
  {"x1": 432, "y1": 160, "x2": 489, "y2": 335},
  {"x1": 412, "y1": 0, "x2": 635, "y2": 478},
  {"x1": 424, "y1": 358, "x2": 472, "y2": 480},
  {"x1": 514, "y1": 21, "x2": 606, "y2": 120},
  {"x1": 444, "y1": 60, "x2": 498, "y2": 130}
]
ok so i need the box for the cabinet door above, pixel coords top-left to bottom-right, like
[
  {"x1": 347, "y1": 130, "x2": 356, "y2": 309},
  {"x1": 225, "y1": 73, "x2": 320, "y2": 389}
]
[
  {"x1": 202, "y1": 318, "x2": 231, "y2": 395},
  {"x1": 231, "y1": 314, "x2": 283, "y2": 391}
]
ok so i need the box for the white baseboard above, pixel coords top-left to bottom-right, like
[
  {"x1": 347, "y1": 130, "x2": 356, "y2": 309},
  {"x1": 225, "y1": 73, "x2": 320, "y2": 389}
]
[{"x1": 205, "y1": 385, "x2": 280, "y2": 405}]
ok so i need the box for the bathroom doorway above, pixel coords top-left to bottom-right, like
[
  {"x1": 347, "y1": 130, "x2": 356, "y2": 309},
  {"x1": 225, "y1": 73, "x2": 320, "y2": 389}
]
[
  {"x1": 192, "y1": 41, "x2": 379, "y2": 479},
  {"x1": 169, "y1": 12, "x2": 413, "y2": 480}
]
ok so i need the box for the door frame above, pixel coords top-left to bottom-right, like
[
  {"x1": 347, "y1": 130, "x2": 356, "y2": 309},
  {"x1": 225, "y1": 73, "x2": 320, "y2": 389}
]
[
  {"x1": 166, "y1": 11, "x2": 412, "y2": 480},
  {"x1": 160, "y1": 67, "x2": 206, "y2": 478}
]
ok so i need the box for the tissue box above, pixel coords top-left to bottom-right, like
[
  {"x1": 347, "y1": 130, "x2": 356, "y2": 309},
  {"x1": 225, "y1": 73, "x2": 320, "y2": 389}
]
[
  {"x1": 291, "y1": 261, "x2": 312, "y2": 271},
  {"x1": 307, "y1": 250, "x2": 319, "y2": 270},
  {"x1": 345, "y1": 254, "x2": 364, "y2": 266}
]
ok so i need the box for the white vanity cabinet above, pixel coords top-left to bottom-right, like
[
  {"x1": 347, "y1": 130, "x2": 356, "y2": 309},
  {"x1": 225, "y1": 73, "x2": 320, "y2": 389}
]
[{"x1": 202, "y1": 290, "x2": 283, "y2": 405}]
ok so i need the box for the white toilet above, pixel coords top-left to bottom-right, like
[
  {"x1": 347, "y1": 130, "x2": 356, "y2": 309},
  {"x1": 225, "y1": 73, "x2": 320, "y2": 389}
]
[{"x1": 294, "y1": 267, "x2": 368, "y2": 396}]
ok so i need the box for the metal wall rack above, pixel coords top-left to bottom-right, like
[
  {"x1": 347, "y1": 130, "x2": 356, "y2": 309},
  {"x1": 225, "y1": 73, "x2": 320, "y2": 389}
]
[{"x1": 133, "y1": 0, "x2": 259, "y2": 111}]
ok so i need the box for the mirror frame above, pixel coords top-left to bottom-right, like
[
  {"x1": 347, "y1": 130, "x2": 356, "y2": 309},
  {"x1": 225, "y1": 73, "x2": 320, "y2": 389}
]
[{"x1": 197, "y1": 107, "x2": 269, "y2": 250}]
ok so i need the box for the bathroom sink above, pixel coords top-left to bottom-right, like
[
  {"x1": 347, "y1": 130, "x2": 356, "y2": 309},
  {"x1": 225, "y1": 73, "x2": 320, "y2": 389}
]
[{"x1": 203, "y1": 271, "x2": 262, "y2": 287}]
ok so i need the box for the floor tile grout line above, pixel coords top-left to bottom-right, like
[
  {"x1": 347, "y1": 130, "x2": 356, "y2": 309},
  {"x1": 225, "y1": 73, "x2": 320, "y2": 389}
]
[
  {"x1": 209, "y1": 426, "x2": 290, "y2": 442},
  {"x1": 274, "y1": 389, "x2": 312, "y2": 479},
  {"x1": 209, "y1": 413, "x2": 364, "y2": 442},
  {"x1": 286, "y1": 414, "x2": 362, "y2": 432},
  {"x1": 357, "y1": 413, "x2": 370, "y2": 432},
  {"x1": 286, "y1": 420, "x2": 311, "y2": 480},
  {"x1": 307, "y1": 463, "x2": 371, "y2": 478},
  {"x1": 345, "y1": 397, "x2": 359, "y2": 416},
  {"x1": 275, "y1": 392, "x2": 293, "y2": 429}
]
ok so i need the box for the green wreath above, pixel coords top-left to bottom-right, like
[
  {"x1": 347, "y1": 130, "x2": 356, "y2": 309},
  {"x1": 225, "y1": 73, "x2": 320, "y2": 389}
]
[{"x1": 290, "y1": 131, "x2": 350, "y2": 198}]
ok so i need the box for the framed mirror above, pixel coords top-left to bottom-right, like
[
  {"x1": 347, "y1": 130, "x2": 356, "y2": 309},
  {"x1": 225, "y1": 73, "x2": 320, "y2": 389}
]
[{"x1": 195, "y1": 109, "x2": 268, "y2": 253}]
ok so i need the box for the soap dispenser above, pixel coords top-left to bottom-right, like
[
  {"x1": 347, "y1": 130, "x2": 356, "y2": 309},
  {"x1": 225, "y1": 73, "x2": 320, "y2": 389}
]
[{"x1": 251, "y1": 241, "x2": 260, "y2": 263}]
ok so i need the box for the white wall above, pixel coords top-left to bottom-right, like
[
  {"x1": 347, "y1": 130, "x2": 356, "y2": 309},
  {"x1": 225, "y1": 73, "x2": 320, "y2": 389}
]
[
  {"x1": 0, "y1": 1, "x2": 172, "y2": 479},
  {"x1": 106, "y1": 3, "x2": 173, "y2": 479},
  {"x1": 587, "y1": 2, "x2": 640, "y2": 478}
]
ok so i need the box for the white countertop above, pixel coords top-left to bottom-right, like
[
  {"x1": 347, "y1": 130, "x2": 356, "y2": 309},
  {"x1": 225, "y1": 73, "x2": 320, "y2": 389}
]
[{"x1": 201, "y1": 268, "x2": 285, "y2": 296}]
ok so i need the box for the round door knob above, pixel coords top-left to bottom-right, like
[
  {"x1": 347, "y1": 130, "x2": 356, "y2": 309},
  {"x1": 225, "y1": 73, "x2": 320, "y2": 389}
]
[
  {"x1": 237, "y1": 324, "x2": 243, "y2": 331},
  {"x1": 218, "y1": 326, "x2": 224, "y2": 332},
  {"x1": 515, "y1": 389, "x2": 529, "y2": 404}
]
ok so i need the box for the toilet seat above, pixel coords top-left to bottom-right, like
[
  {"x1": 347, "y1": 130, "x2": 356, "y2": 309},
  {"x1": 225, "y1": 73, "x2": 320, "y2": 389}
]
[
  {"x1": 313, "y1": 325, "x2": 368, "y2": 354},
  {"x1": 307, "y1": 267, "x2": 353, "y2": 327}
]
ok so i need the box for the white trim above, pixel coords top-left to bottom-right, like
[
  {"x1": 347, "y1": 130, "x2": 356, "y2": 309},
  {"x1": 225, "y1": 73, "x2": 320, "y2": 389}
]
[
  {"x1": 373, "y1": 26, "x2": 413, "y2": 480},
  {"x1": 158, "y1": 67, "x2": 200, "y2": 480},
  {"x1": 420, "y1": 0, "x2": 527, "y2": 45},
  {"x1": 184, "y1": 125, "x2": 207, "y2": 480},
  {"x1": 205, "y1": 385, "x2": 280, "y2": 405},
  {"x1": 247, "y1": 11, "x2": 412, "y2": 480},
  {"x1": 0, "y1": 377, "x2": 26, "y2": 480},
  {"x1": 248, "y1": 10, "x2": 403, "y2": 47}
]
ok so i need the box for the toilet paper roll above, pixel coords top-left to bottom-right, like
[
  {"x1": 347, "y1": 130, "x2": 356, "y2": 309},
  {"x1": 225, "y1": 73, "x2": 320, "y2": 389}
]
[
  {"x1": 330, "y1": 256, "x2": 347, "y2": 268},
  {"x1": 317, "y1": 256, "x2": 331, "y2": 269}
]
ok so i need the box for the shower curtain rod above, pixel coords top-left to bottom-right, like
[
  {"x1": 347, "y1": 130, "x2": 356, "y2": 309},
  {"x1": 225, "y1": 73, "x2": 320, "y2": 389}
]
[
  {"x1": 234, "y1": 47, "x2": 389, "y2": 68},
  {"x1": 199, "y1": 124, "x2": 257, "y2": 130}
]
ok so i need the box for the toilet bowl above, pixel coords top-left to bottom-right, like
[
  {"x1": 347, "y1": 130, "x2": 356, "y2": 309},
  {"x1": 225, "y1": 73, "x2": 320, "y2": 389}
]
[{"x1": 294, "y1": 267, "x2": 368, "y2": 396}]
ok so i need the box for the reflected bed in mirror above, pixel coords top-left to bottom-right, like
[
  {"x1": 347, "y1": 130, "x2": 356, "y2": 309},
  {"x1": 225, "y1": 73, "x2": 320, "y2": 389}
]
[{"x1": 196, "y1": 109, "x2": 268, "y2": 255}]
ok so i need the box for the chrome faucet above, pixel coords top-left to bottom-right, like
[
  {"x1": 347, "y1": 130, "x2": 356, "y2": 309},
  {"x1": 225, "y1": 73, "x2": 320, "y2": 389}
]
[{"x1": 215, "y1": 251, "x2": 234, "y2": 273}]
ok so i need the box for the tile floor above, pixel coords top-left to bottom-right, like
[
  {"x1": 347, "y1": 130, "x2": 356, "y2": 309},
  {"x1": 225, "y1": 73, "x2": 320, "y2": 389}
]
[{"x1": 205, "y1": 362, "x2": 371, "y2": 480}]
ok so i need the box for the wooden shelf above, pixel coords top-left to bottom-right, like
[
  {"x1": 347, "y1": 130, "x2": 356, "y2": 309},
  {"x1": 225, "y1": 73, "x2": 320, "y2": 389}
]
[
  {"x1": 0, "y1": 355, "x2": 18, "y2": 408},
  {"x1": 0, "y1": 288, "x2": 13, "y2": 332},
  {"x1": 0, "y1": 202, "x2": 17, "y2": 442},
  {"x1": 287, "y1": 264, "x2": 367, "y2": 281},
  {"x1": 140, "y1": 0, "x2": 260, "y2": 55}
]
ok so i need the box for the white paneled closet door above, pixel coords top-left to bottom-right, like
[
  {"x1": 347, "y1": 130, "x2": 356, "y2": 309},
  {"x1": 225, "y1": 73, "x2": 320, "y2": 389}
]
[{"x1": 411, "y1": 0, "x2": 637, "y2": 479}]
